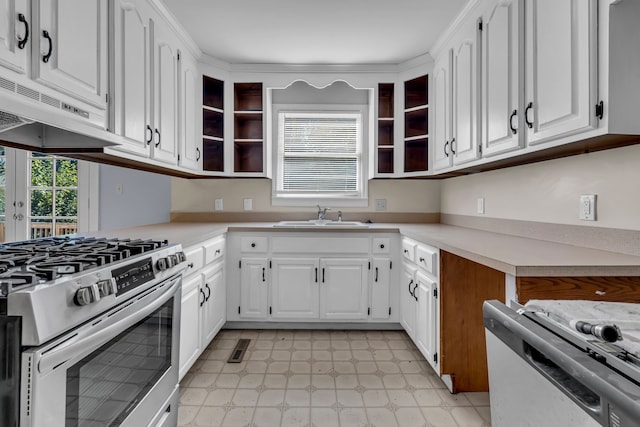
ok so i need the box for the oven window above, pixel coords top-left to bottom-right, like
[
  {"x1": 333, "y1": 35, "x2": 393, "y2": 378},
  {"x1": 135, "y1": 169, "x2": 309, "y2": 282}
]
[{"x1": 65, "y1": 299, "x2": 173, "y2": 427}]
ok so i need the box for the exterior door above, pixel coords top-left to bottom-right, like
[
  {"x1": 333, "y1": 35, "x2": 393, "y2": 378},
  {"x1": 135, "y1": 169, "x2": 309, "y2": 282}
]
[
  {"x1": 239, "y1": 257, "x2": 269, "y2": 319},
  {"x1": 320, "y1": 258, "x2": 368, "y2": 320},
  {"x1": 0, "y1": 148, "x2": 93, "y2": 243},
  {"x1": 271, "y1": 258, "x2": 319, "y2": 319},
  {"x1": 34, "y1": 0, "x2": 107, "y2": 108},
  {"x1": 0, "y1": 0, "x2": 29, "y2": 74},
  {"x1": 525, "y1": 0, "x2": 597, "y2": 145}
]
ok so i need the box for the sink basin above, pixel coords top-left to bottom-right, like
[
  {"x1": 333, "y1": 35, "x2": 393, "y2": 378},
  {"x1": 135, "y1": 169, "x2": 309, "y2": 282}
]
[{"x1": 274, "y1": 220, "x2": 369, "y2": 228}]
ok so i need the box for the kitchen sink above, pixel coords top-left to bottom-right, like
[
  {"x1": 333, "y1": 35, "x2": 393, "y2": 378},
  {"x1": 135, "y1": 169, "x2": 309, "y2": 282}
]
[{"x1": 274, "y1": 220, "x2": 369, "y2": 228}]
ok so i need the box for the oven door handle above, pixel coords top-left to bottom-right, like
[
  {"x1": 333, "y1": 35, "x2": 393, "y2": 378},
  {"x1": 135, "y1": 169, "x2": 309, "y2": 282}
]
[{"x1": 38, "y1": 277, "x2": 180, "y2": 375}]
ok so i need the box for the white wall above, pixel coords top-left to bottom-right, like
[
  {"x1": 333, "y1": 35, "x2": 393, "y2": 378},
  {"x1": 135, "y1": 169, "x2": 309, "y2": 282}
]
[
  {"x1": 99, "y1": 165, "x2": 171, "y2": 230},
  {"x1": 440, "y1": 144, "x2": 640, "y2": 231},
  {"x1": 171, "y1": 178, "x2": 441, "y2": 214}
]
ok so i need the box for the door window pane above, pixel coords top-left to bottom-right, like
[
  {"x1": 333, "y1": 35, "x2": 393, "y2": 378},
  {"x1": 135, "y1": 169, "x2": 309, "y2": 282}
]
[{"x1": 28, "y1": 153, "x2": 78, "y2": 239}]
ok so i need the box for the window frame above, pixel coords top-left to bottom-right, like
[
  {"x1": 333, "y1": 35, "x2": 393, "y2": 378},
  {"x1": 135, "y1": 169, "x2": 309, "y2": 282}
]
[{"x1": 272, "y1": 105, "x2": 369, "y2": 207}]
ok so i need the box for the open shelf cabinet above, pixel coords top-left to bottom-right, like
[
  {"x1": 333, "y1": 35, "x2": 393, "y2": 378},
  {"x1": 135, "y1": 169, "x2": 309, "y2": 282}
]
[
  {"x1": 377, "y1": 83, "x2": 395, "y2": 174},
  {"x1": 404, "y1": 75, "x2": 429, "y2": 173},
  {"x1": 202, "y1": 75, "x2": 224, "y2": 172},
  {"x1": 234, "y1": 83, "x2": 264, "y2": 173}
]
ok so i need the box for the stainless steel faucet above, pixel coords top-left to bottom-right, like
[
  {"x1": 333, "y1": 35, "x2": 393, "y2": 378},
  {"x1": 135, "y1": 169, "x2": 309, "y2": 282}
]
[
  {"x1": 337, "y1": 210, "x2": 343, "y2": 222},
  {"x1": 317, "y1": 205, "x2": 331, "y2": 220}
]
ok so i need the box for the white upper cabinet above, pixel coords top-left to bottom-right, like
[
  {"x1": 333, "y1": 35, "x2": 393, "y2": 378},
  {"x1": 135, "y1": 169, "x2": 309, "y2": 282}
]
[
  {"x1": 110, "y1": 0, "x2": 151, "y2": 156},
  {"x1": 451, "y1": 23, "x2": 481, "y2": 165},
  {"x1": 524, "y1": 0, "x2": 597, "y2": 145},
  {"x1": 432, "y1": 50, "x2": 453, "y2": 171},
  {"x1": 33, "y1": 0, "x2": 108, "y2": 109},
  {"x1": 178, "y1": 51, "x2": 201, "y2": 170},
  {"x1": 481, "y1": 0, "x2": 524, "y2": 156},
  {"x1": 0, "y1": 0, "x2": 29, "y2": 74},
  {"x1": 150, "y1": 21, "x2": 179, "y2": 164}
]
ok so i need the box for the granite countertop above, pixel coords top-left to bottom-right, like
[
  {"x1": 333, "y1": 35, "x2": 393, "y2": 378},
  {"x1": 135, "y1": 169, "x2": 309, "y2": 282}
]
[{"x1": 87, "y1": 222, "x2": 640, "y2": 278}]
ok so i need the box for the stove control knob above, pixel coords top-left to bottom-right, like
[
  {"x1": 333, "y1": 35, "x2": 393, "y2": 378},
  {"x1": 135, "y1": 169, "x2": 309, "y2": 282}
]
[
  {"x1": 97, "y1": 278, "x2": 117, "y2": 298},
  {"x1": 176, "y1": 251, "x2": 186, "y2": 263},
  {"x1": 156, "y1": 258, "x2": 168, "y2": 271},
  {"x1": 74, "y1": 284, "x2": 100, "y2": 306}
]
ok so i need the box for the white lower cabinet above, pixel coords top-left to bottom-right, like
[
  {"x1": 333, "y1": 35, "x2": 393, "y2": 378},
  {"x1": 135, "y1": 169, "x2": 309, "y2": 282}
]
[
  {"x1": 401, "y1": 238, "x2": 440, "y2": 374},
  {"x1": 319, "y1": 258, "x2": 369, "y2": 320},
  {"x1": 370, "y1": 258, "x2": 392, "y2": 320},
  {"x1": 179, "y1": 273, "x2": 202, "y2": 380},
  {"x1": 415, "y1": 271, "x2": 439, "y2": 372},
  {"x1": 201, "y1": 262, "x2": 225, "y2": 346},
  {"x1": 400, "y1": 264, "x2": 417, "y2": 339},
  {"x1": 239, "y1": 257, "x2": 269, "y2": 319},
  {"x1": 271, "y1": 258, "x2": 319, "y2": 319},
  {"x1": 179, "y1": 235, "x2": 226, "y2": 380},
  {"x1": 228, "y1": 232, "x2": 399, "y2": 324}
]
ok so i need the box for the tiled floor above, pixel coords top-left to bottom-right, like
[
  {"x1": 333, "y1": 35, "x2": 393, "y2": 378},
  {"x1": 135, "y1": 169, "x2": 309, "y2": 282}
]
[{"x1": 177, "y1": 329, "x2": 491, "y2": 427}]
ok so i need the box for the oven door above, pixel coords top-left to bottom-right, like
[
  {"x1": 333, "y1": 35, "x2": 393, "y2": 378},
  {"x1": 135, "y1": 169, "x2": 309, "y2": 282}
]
[{"x1": 21, "y1": 274, "x2": 181, "y2": 427}]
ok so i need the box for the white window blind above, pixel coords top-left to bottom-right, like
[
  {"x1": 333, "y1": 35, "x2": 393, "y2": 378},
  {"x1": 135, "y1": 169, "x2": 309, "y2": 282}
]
[{"x1": 277, "y1": 113, "x2": 362, "y2": 196}]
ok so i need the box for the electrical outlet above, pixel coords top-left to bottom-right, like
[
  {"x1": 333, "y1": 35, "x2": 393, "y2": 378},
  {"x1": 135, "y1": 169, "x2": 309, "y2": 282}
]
[
  {"x1": 579, "y1": 194, "x2": 596, "y2": 221},
  {"x1": 243, "y1": 198, "x2": 253, "y2": 211},
  {"x1": 214, "y1": 199, "x2": 223, "y2": 211},
  {"x1": 375, "y1": 199, "x2": 387, "y2": 211},
  {"x1": 477, "y1": 197, "x2": 485, "y2": 214}
]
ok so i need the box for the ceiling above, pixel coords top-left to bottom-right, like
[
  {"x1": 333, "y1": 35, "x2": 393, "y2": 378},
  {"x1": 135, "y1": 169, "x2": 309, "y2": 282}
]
[{"x1": 161, "y1": 0, "x2": 469, "y2": 65}]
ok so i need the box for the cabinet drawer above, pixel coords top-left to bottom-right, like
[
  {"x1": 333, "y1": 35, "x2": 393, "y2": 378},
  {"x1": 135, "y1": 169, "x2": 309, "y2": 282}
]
[
  {"x1": 184, "y1": 245, "x2": 204, "y2": 277},
  {"x1": 416, "y1": 244, "x2": 438, "y2": 275},
  {"x1": 204, "y1": 237, "x2": 225, "y2": 263},
  {"x1": 402, "y1": 239, "x2": 416, "y2": 262},
  {"x1": 241, "y1": 236, "x2": 268, "y2": 252},
  {"x1": 272, "y1": 237, "x2": 369, "y2": 254},
  {"x1": 372, "y1": 238, "x2": 390, "y2": 254}
]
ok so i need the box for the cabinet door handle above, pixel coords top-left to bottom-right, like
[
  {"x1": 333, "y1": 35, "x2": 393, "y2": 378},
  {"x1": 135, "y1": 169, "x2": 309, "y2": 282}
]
[
  {"x1": 408, "y1": 279, "x2": 414, "y2": 296},
  {"x1": 17, "y1": 13, "x2": 29, "y2": 49},
  {"x1": 154, "y1": 129, "x2": 161, "y2": 147},
  {"x1": 315, "y1": 267, "x2": 318, "y2": 283},
  {"x1": 187, "y1": 262, "x2": 194, "y2": 269},
  {"x1": 199, "y1": 288, "x2": 206, "y2": 307},
  {"x1": 525, "y1": 102, "x2": 533, "y2": 128},
  {"x1": 262, "y1": 267, "x2": 265, "y2": 282},
  {"x1": 419, "y1": 257, "x2": 425, "y2": 263},
  {"x1": 205, "y1": 283, "x2": 211, "y2": 301},
  {"x1": 146, "y1": 125, "x2": 153, "y2": 145},
  {"x1": 412, "y1": 283, "x2": 418, "y2": 301},
  {"x1": 450, "y1": 138, "x2": 456, "y2": 155},
  {"x1": 42, "y1": 30, "x2": 52, "y2": 63},
  {"x1": 509, "y1": 109, "x2": 518, "y2": 134},
  {"x1": 196, "y1": 147, "x2": 201, "y2": 161},
  {"x1": 375, "y1": 267, "x2": 379, "y2": 283},
  {"x1": 444, "y1": 140, "x2": 449, "y2": 157},
  {"x1": 322, "y1": 268, "x2": 325, "y2": 283}
]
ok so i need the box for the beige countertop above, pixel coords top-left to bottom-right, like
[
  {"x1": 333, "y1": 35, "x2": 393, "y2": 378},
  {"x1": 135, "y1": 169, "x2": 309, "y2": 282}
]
[{"x1": 87, "y1": 222, "x2": 640, "y2": 277}]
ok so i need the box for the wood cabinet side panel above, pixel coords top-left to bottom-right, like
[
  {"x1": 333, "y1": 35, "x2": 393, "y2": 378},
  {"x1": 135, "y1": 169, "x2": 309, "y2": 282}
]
[{"x1": 440, "y1": 251, "x2": 505, "y2": 392}]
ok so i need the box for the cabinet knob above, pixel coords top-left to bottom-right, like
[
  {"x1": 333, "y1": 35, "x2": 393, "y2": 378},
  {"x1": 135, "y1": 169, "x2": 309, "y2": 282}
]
[
  {"x1": 188, "y1": 262, "x2": 194, "y2": 269},
  {"x1": 251, "y1": 242, "x2": 256, "y2": 248},
  {"x1": 419, "y1": 257, "x2": 425, "y2": 263},
  {"x1": 380, "y1": 244, "x2": 385, "y2": 249}
]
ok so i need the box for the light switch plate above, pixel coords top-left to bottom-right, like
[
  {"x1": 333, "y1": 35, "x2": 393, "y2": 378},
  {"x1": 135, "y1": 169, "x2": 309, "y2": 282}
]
[
  {"x1": 243, "y1": 198, "x2": 253, "y2": 211},
  {"x1": 579, "y1": 194, "x2": 596, "y2": 221},
  {"x1": 214, "y1": 199, "x2": 223, "y2": 211}
]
